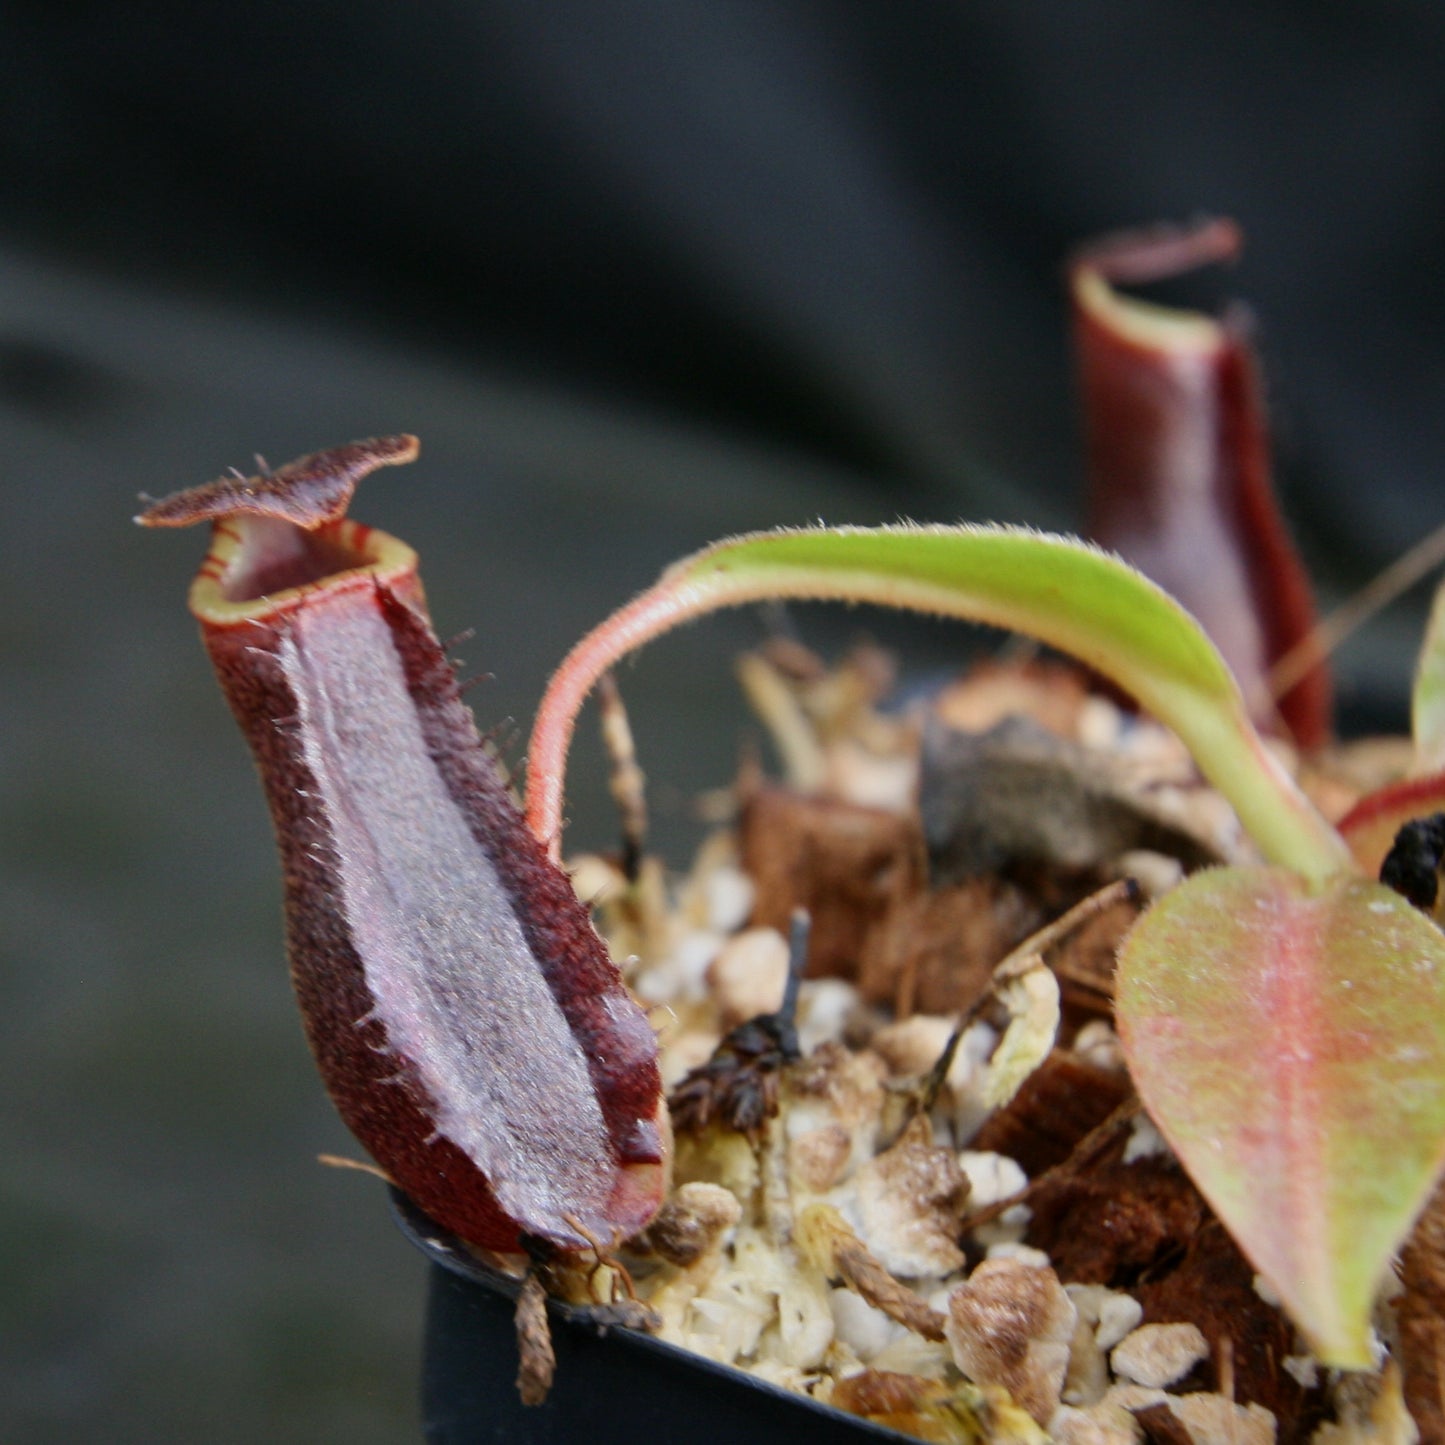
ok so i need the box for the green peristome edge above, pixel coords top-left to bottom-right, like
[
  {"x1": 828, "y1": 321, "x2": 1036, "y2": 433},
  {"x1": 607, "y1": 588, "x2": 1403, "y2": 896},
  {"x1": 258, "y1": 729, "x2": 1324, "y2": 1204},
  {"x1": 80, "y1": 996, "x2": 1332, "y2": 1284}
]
[
  {"x1": 665, "y1": 525, "x2": 1348, "y2": 881},
  {"x1": 1413, "y1": 581, "x2": 1445, "y2": 772},
  {"x1": 1116, "y1": 866, "x2": 1445, "y2": 1366}
]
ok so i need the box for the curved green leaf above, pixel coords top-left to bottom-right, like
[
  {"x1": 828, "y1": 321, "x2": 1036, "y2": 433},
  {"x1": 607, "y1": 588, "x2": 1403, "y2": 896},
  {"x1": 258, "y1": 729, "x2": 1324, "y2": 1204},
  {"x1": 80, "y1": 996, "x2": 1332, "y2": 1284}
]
[
  {"x1": 528, "y1": 525, "x2": 1349, "y2": 880},
  {"x1": 1116, "y1": 867, "x2": 1445, "y2": 1365}
]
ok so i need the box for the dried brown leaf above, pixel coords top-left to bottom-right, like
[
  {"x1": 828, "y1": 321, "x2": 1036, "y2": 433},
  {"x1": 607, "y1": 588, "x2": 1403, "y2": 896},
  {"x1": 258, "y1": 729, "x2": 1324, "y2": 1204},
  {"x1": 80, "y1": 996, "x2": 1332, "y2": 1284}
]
[
  {"x1": 514, "y1": 1273, "x2": 556, "y2": 1407},
  {"x1": 795, "y1": 1203, "x2": 947, "y2": 1342}
]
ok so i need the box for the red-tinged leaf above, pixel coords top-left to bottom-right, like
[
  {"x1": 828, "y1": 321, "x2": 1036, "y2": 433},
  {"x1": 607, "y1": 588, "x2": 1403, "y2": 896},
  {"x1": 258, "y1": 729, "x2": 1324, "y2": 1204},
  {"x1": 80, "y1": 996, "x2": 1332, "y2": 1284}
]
[
  {"x1": 1337, "y1": 771, "x2": 1445, "y2": 879},
  {"x1": 1116, "y1": 866, "x2": 1445, "y2": 1366},
  {"x1": 1072, "y1": 219, "x2": 1331, "y2": 747},
  {"x1": 526, "y1": 525, "x2": 1349, "y2": 881}
]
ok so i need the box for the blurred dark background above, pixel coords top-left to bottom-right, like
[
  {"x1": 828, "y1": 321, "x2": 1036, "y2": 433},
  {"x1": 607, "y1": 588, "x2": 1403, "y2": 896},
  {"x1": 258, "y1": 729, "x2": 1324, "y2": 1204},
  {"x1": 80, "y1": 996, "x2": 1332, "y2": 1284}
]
[{"x1": 3, "y1": 4, "x2": 1443, "y2": 1440}]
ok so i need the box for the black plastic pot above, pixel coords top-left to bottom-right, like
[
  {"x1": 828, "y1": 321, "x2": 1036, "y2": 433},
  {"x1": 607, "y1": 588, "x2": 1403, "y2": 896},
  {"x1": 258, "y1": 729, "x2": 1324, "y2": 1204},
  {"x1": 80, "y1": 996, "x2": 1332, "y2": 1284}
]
[{"x1": 392, "y1": 1190, "x2": 912, "y2": 1444}]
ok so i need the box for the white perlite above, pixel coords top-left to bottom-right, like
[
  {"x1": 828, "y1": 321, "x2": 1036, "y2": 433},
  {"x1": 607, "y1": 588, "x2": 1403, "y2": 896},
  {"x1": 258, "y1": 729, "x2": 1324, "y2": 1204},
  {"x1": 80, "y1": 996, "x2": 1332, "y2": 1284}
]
[
  {"x1": 706, "y1": 926, "x2": 790, "y2": 1027},
  {"x1": 1168, "y1": 1392, "x2": 1276, "y2": 1445},
  {"x1": 828, "y1": 1287, "x2": 905, "y2": 1363},
  {"x1": 1282, "y1": 1354, "x2": 1319, "y2": 1390},
  {"x1": 1050, "y1": 1401, "x2": 1144, "y2": 1445},
  {"x1": 1122, "y1": 1112, "x2": 1169, "y2": 1163},
  {"x1": 1066, "y1": 1283, "x2": 1144, "y2": 1351},
  {"x1": 958, "y1": 1148, "x2": 1031, "y2": 1248},
  {"x1": 1253, "y1": 1272, "x2": 1283, "y2": 1307},
  {"x1": 1110, "y1": 1322, "x2": 1209, "y2": 1389}
]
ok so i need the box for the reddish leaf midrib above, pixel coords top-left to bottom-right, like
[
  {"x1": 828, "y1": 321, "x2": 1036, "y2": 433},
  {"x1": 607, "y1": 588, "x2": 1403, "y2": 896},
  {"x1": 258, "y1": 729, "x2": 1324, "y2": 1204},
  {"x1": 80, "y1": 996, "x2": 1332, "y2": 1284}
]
[{"x1": 1251, "y1": 886, "x2": 1329, "y2": 1293}]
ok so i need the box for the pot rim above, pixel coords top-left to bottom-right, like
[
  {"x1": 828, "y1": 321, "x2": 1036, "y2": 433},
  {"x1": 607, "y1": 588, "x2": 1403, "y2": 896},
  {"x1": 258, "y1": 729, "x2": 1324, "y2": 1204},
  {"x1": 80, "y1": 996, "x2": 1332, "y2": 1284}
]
[{"x1": 390, "y1": 1186, "x2": 916, "y2": 1443}]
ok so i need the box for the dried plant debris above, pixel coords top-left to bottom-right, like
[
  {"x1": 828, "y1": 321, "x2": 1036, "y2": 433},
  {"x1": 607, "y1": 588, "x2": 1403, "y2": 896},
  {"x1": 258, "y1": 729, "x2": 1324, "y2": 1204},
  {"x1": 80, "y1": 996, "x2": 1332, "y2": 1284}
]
[
  {"x1": 541, "y1": 651, "x2": 1426, "y2": 1441},
  {"x1": 833, "y1": 1370, "x2": 1051, "y2": 1444},
  {"x1": 637, "y1": 1181, "x2": 743, "y2": 1268},
  {"x1": 919, "y1": 717, "x2": 1224, "y2": 884},
  {"x1": 797, "y1": 1201, "x2": 950, "y2": 1341},
  {"x1": 514, "y1": 1272, "x2": 557, "y2": 1406},
  {"x1": 668, "y1": 1011, "x2": 801, "y2": 1137}
]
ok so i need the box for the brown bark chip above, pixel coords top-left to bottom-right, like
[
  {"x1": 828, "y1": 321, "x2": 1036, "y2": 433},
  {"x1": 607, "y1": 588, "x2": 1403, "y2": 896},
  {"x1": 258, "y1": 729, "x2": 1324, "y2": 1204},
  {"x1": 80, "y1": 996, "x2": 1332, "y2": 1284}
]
[
  {"x1": 1048, "y1": 892, "x2": 1138, "y2": 1034},
  {"x1": 857, "y1": 876, "x2": 1043, "y2": 1015},
  {"x1": 971, "y1": 1050, "x2": 1134, "y2": 1177},
  {"x1": 1399, "y1": 1179, "x2": 1445, "y2": 1445},
  {"x1": 1134, "y1": 1220, "x2": 1313, "y2": 1430},
  {"x1": 1026, "y1": 1129, "x2": 1206, "y2": 1286},
  {"x1": 740, "y1": 785, "x2": 925, "y2": 982},
  {"x1": 1027, "y1": 1124, "x2": 1323, "y2": 1438},
  {"x1": 1131, "y1": 1402, "x2": 1197, "y2": 1445}
]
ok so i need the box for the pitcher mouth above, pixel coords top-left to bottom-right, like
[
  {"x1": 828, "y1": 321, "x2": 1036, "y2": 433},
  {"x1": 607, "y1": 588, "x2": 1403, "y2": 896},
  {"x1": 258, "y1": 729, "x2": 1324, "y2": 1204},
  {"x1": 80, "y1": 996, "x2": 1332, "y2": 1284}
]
[
  {"x1": 187, "y1": 513, "x2": 419, "y2": 625},
  {"x1": 135, "y1": 433, "x2": 422, "y2": 626}
]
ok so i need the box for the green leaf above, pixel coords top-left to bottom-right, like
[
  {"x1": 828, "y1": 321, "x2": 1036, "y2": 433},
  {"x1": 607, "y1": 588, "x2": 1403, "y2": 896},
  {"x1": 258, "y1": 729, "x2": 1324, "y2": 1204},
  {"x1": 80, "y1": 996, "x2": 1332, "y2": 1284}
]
[
  {"x1": 1116, "y1": 866, "x2": 1445, "y2": 1365},
  {"x1": 1414, "y1": 580, "x2": 1445, "y2": 773},
  {"x1": 529, "y1": 525, "x2": 1349, "y2": 881}
]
